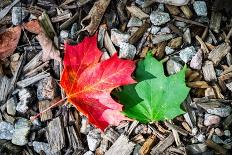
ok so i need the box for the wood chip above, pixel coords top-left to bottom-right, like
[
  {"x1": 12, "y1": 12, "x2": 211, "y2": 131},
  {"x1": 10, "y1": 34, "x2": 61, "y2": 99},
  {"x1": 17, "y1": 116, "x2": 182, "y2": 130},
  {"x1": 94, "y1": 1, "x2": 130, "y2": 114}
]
[
  {"x1": 126, "y1": 5, "x2": 149, "y2": 20},
  {"x1": 129, "y1": 22, "x2": 150, "y2": 45},
  {"x1": 202, "y1": 61, "x2": 217, "y2": 82},
  {"x1": 139, "y1": 135, "x2": 156, "y2": 155},
  {"x1": 38, "y1": 100, "x2": 53, "y2": 122},
  {"x1": 205, "y1": 139, "x2": 228, "y2": 155}
]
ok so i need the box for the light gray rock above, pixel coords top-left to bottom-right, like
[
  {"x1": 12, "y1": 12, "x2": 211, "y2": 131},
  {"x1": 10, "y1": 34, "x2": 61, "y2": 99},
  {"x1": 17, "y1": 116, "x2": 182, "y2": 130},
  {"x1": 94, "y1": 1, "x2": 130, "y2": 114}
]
[
  {"x1": 179, "y1": 46, "x2": 196, "y2": 63},
  {"x1": 158, "y1": 27, "x2": 171, "y2": 34},
  {"x1": 127, "y1": 16, "x2": 143, "y2": 27},
  {"x1": 152, "y1": 34, "x2": 174, "y2": 44},
  {"x1": 224, "y1": 130, "x2": 231, "y2": 137},
  {"x1": 133, "y1": 144, "x2": 142, "y2": 155},
  {"x1": 37, "y1": 76, "x2": 56, "y2": 101},
  {"x1": 165, "y1": 46, "x2": 175, "y2": 55},
  {"x1": 111, "y1": 29, "x2": 130, "y2": 47},
  {"x1": 33, "y1": 141, "x2": 55, "y2": 155},
  {"x1": 83, "y1": 151, "x2": 94, "y2": 155},
  {"x1": 166, "y1": 58, "x2": 183, "y2": 75},
  {"x1": 190, "y1": 49, "x2": 202, "y2": 70},
  {"x1": 150, "y1": 11, "x2": 170, "y2": 26},
  {"x1": 193, "y1": 1, "x2": 207, "y2": 16},
  {"x1": 119, "y1": 42, "x2": 136, "y2": 59},
  {"x1": 207, "y1": 106, "x2": 231, "y2": 117},
  {"x1": 204, "y1": 114, "x2": 220, "y2": 126},
  {"x1": 6, "y1": 97, "x2": 16, "y2": 116},
  {"x1": 12, "y1": 118, "x2": 31, "y2": 146},
  {"x1": 0, "y1": 121, "x2": 14, "y2": 140},
  {"x1": 12, "y1": 7, "x2": 28, "y2": 25},
  {"x1": 212, "y1": 135, "x2": 224, "y2": 144},
  {"x1": 70, "y1": 23, "x2": 78, "y2": 38},
  {"x1": 196, "y1": 134, "x2": 205, "y2": 142},
  {"x1": 60, "y1": 30, "x2": 69, "y2": 41},
  {"x1": 87, "y1": 129, "x2": 101, "y2": 151},
  {"x1": 16, "y1": 88, "x2": 32, "y2": 113},
  {"x1": 150, "y1": 26, "x2": 161, "y2": 35},
  {"x1": 186, "y1": 144, "x2": 207, "y2": 154}
]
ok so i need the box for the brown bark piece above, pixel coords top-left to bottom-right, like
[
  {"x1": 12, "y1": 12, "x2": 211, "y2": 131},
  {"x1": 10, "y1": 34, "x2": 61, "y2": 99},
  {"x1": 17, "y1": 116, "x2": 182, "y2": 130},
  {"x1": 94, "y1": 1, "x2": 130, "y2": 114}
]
[
  {"x1": 38, "y1": 100, "x2": 52, "y2": 122},
  {"x1": 202, "y1": 61, "x2": 217, "y2": 82},
  {"x1": 139, "y1": 135, "x2": 156, "y2": 155}
]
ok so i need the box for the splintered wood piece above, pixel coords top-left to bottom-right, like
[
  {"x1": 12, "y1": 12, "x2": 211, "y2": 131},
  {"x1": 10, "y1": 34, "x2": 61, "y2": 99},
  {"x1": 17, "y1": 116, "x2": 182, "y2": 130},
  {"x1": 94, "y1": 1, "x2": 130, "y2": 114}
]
[
  {"x1": 46, "y1": 117, "x2": 65, "y2": 153},
  {"x1": 173, "y1": 16, "x2": 206, "y2": 27},
  {"x1": 96, "y1": 138, "x2": 108, "y2": 155},
  {"x1": 39, "y1": 12, "x2": 57, "y2": 39},
  {"x1": 38, "y1": 100, "x2": 52, "y2": 122},
  {"x1": 202, "y1": 61, "x2": 217, "y2": 82},
  {"x1": 129, "y1": 22, "x2": 150, "y2": 45},
  {"x1": 104, "y1": 28, "x2": 117, "y2": 56},
  {"x1": 126, "y1": 5, "x2": 149, "y2": 20},
  {"x1": 131, "y1": 134, "x2": 145, "y2": 145},
  {"x1": 208, "y1": 43, "x2": 231, "y2": 65},
  {"x1": 205, "y1": 139, "x2": 228, "y2": 155},
  {"x1": 25, "y1": 61, "x2": 49, "y2": 77},
  {"x1": 105, "y1": 135, "x2": 135, "y2": 155},
  {"x1": 187, "y1": 81, "x2": 209, "y2": 89},
  {"x1": 164, "y1": 121, "x2": 189, "y2": 136},
  {"x1": 165, "y1": 5, "x2": 180, "y2": 15},
  {"x1": 23, "y1": 51, "x2": 42, "y2": 74},
  {"x1": 66, "y1": 126, "x2": 83, "y2": 151},
  {"x1": 103, "y1": 128, "x2": 120, "y2": 143},
  {"x1": 180, "y1": 5, "x2": 193, "y2": 19},
  {"x1": 139, "y1": 135, "x2": 156, "y2": 155},
  {"x1": 195, "y1": 35, "x2": 209, "y2": 54},
  {"x1": 210, "y1": 12, "x2": 222, "y2": 33},
  {"x1": 151, "y1": 133, "x2": 174, "y2": 155},
  {"x1": 223, "y1": 114, "x2": 232, "y2": 129},
  {"x1": 51, "y1": 11, "x2": 72, "y2": 23},
  {"x1": 0, "y1": 76, "x2": 11, "y2": 103}
]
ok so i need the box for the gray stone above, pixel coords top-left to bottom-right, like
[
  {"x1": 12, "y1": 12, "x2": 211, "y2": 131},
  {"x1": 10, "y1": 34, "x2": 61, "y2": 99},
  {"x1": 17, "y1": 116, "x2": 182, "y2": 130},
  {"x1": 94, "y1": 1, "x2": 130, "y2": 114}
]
[
  {"x1": 12, "y1": 7, "x2": 28, "y2": 25},
  {"x1": 6, "y1": 97, "x2": 16, "y2": 116},
  {"x1": 165, "y1": 46, "x2": 175, "y2": 55},
  {"x1": 150, "y1": 26, "x2": 161, "y2": 35},
  {"x1": 16, "y1": 88, "x2": 32, "y2": 113},
  {"x1": 179, "y1": 46, "x2": 196, "y2": 63},
  {"x1": 37, "y1": 76, "x2": 56, "y2": 101},
  {"x1": 111, "y1": 29, "x2": 130, "y2": 47},
  {"x1": 166, "y1": 58, "x2": 183, "y2": 75},
  {"x1": 12, "y1": 118, "x2": 31, "y2": 146},
  {"x1": 212, "y1": 135, "x2": 224, "y2": 144},
  {"x1": 60, "y1": 30, "x2": 69, "y2": 41},
  {"x1": 119, "y1": 42, "x2": 136, "y2": 59},
  {"x1": 16, "y1": 101, "x2": 28, "y2": 114},
  {"x1": 150, "y1": 11, "x2": 170, "y2": 26},
  {"x1": 133, "y1": 144, "x2": 142, "y2": 155},
  {"x1": 33, "y1": 141, "x2": 55, "y2": 155},
  {"x1": 0, "y1": 121, "x2": 14, "y2": 140},
  {"x1": 224, "y1": 130, "x2": 231, "y2": 137},
  {"x1": 127, "y1": 16, "x2": 143, "y2": 27},
  {"x1": 158, "y1": 27, "x2": 171, "y2": 34},
  {"x1": 175, "y1": 21, "x2": 187, "y2": 28},
  {"x1": 196, "y1": 134, "x2": 205, "y2": 142},
  {"x1": 193, "y1": 1, "x2": 207, "y2": 16},
  {"x1": 204, "y1": 114, "x2": 220, "y2": 126},
  {"x1": 186, "y1": 144, "x2": 207, "y2": 154},
  {"x1": 207, "y1": 106, "x2": 231, "y2": 117},
  {"x1": 190, "y1": 49, "x2": 202, "y2": 70},
  {"x1": 70, "y1": 23, "x2": 78, "y2": 38},
  {"x1": 152, "y1": 34, "x2": 174, "y2": 44},
  {"x1": 83, "y1": 151, "x2": 94, "y2": 155},
  {"x1": 157, "y1": 4, "x2": 165, "y2": 11},
  {"x1": 87, "y1": 129, "x2": 101, "y2": 151}
]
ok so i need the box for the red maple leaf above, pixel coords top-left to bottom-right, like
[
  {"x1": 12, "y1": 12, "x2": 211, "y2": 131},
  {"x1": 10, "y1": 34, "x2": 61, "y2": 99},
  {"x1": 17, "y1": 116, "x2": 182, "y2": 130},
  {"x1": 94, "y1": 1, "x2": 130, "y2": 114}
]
[{"x1": 60, "y1": 35, "x2": 136, "y2": 130}]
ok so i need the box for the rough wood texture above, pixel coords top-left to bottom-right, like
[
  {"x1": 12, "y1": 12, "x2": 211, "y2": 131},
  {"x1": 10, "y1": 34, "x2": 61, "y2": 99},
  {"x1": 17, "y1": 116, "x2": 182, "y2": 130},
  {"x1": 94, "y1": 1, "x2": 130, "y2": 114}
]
[
  {"x1": 202, "y1": 61, "x2": 217, "y2": 82},
  {"x1": 46, "y1": 117, "x2": 65, "y2": 153},
  {"x1": 205, "y1": 139, "x2": 228, "y2": 155},
  {"x1": 0, "y1": 76, "x2": 11, "y2": 103},
  {"x1": 126, "y1": 5, "x2": 149, "y2": 20},
  {"x1": 208, "y1": 43, "x2": 231, "y2": 65},
  {"x1": 151, "y1": 133, "x2": 174, "y2": 155},
  {"x1": 38, "y1": 100, "x2": 52, "y2": 122},
  {"x1": 105, "y1": 135, "x2": 135, "y2": 155},
  {"x1": 210, "y1": 12, "x2": 222, "y2": 33},
  {"x1": 66, "y1": 126, "x2": 83, "y2": 151},
  {"x1": 129, "y1": 22, "x2": 150, "y2": 45},
  {"x1": 139, "y1": 134, "x2": 156, "y2": 155}
]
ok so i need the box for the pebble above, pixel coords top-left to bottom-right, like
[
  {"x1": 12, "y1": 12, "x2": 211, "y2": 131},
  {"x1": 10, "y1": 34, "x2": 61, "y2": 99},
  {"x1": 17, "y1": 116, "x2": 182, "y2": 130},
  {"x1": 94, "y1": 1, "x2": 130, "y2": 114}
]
[
  {"x1": 224, "y1": 130, "x2": 231, "y2": 137},
  {"x1": 111, "y1": 29, "x2": 130, "y2": 47},
  {"x1": 183, "y1": 28, "x2": 191, "y2": 44},
  {"x1": 191, "y1": 127, "x2": 198, "y2": 136},
  {"x1": 175, "y1": 21, "x2": 187, "y2": 28},
  {"x1": 12, "y1": 7, "x2": 28, "y2": 25},
  {"x1": 133, "y1": 144, "x2": 142, "y2": 155},
  {"x1": 16, "y1": 88, "x2": 32, "y2": 113},
  {"x1": 212, "y1": 134, "x2": 223, "y2": 144},
  {"x1": 37, "y1": 76, "x2": 56, "y2": 101},
  {"x1": 204, "y1": 114, "x2": 220, "y2": 126},
  {"x1": 60, "y1": 30, "x2": 69, "y2": 41},
  {"x1": 150, "y1": 26, "x2": 161, "y2": 35},
  {"x1": 190, "y1": 49, "x2": 203, "y2": 70},
  {"x1": 6, "y1": 97, "x2": 16, "y2": 116},
  {"x1": 179, "y1": 46, "x2": 196, "y2": 63},
  {"x1": 150, "y1": 11, "x2": 170, "y2": 26},
  {"x1": 127, "y1": 16, "x2": 143, "y2": 27},
  {"x1": 87, "y1": 129, "x2": 101, "y2": 151},
  {"x1": 157, "y1": 4, "x2": 165, "y2": 11},
  {"x1": 165, "y1": 46, "x2": 175, "y2": 55},
  {"x1": 166, "y1": 58, "x2": 183, "y2": 75},
  {"x1": 196, "y1": 134, "x2": 205, "y2": 142},
  {"x1": 193, "y1": 1, "x2": 207, "y2": 16},
  {"x1": 152, "y1": 34, "x2": 174, "y2": 44},
  {"x1": 158, "y1": 27, "x2": 171, "y2": 34},
  {"x1": 119, "y1": 42, "x2": 136, "y2": 59},
  {"x1": 215, "y1": 128, "x2": 223, "y2": 136},
  {"x1": 207, "y1": 106, "x2": 231, "y2": 117},
  {"x1": 33, "y1": 141, "x2": 54, "y2": 155},
  {"x1": 0, "y1": 121, "x2": 14, "y2": 140},
  {"x1": 12, "y1": 118, "x2": 31, "y2": 146},
  {"x1": 83, "y1": 151, "x2": 94, "y2": 155},
  {"x1": 186, "y1": 144, "x2": 207, "y2": 154}
]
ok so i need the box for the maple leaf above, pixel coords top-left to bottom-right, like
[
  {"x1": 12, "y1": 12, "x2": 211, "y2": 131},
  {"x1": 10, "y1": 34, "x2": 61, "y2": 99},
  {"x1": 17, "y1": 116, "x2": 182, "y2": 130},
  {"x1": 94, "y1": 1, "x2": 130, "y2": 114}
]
[
  {"x1": 0, "y1": 26, "x2": 21, "y2": 59},
  {"x1": 60, "y1": 35, "x2": 136, "y2": 130},
  {"x1": 118, "y1": 54, "x2": 190, "y2": 123}
]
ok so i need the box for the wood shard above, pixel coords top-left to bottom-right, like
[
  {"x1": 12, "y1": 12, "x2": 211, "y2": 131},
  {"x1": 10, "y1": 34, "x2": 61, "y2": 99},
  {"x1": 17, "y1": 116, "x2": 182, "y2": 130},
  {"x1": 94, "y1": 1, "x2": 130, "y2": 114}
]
[
  {"x1": 205, "y1": 139, "x2": 228, "y2": 155},
  {"x1": 38, "y1": 100, "x2": 53, "y2": 122},
  {"x1": 126, "y1": 5, "x2": 149, "y2": 20},
  {"x1": 0, "y1": 76, "x2": 11, "y2": 103},
  {"x1": 105, "y1": 135, "x2": 135, "y2": 155},
  {"x1": 46, "y1": 117, "x2": 65, "y2": 153},
  {"x1": 202, "y1": 61, "x2": 217, "y2": 82},
  {"x1": 151, "y1": 133, "x2": 174, "y2": 155},
  {"x1": 139, "y1": 135, "x2": 156, "y2": 155},
  {"x1": 208, "y1": 43, "x2": 231, "y2": 65},
  {"x1": 129, "y1": 22, "x2": 150, "y2": 45}
]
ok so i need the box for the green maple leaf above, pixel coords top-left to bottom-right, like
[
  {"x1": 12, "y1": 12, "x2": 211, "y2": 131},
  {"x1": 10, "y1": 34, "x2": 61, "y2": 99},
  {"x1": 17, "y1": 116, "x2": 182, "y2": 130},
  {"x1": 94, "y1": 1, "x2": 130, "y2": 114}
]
[{"x1": 118, "y1": 54, "x2": 190, "y2": 123}]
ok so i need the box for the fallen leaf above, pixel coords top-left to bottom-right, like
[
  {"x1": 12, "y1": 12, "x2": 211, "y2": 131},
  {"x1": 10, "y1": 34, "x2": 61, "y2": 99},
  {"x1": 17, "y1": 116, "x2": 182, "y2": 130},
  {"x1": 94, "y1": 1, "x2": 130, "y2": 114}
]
[
  {"x1": 118, "y1": 54, "x2": 190, "y2": 123},
  {"x1": 23, "y1": 20, "x2": 42, "y2": 34},
  {"x1": 0, "y1": 26, "x2": 21, "y2": 59},
  {"x1": 36, "y1": 32, "x2": 61, "y2": 62},
  {"x1": 60, "y1": 35, "x2": 136, "y2": 130}
]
